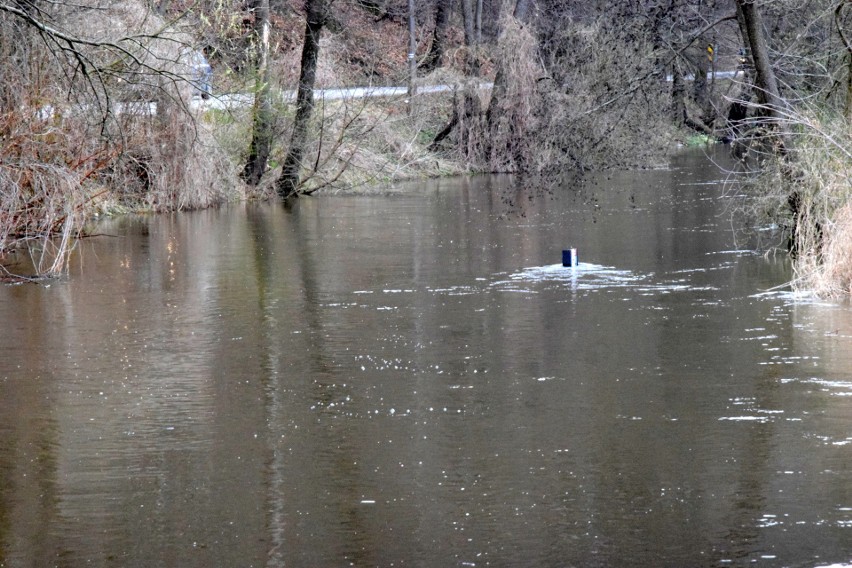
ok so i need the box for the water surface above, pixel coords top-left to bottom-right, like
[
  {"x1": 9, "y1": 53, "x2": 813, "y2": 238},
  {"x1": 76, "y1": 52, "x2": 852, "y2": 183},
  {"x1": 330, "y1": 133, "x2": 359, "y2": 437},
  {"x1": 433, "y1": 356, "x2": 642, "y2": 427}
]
[{"x1": 1, "y1": 150, "x2": 851, "y2": 567}]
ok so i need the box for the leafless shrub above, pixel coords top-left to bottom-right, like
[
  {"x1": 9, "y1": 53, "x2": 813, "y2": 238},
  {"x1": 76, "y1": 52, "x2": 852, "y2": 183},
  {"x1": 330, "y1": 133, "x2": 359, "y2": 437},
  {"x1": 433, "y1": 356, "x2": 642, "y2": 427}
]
[
  {"x1": 271, "y1": 92, "x2": 461, "y2": 193},
  {"x1": 742, "y1": 109, "x2": 852, "y2": 297},
  {"x1": 811, "y1": 204, "x2": 852, "y2": 297},
  {"x1": 0, "y1": 1, "x2": 242, "y2": 278},
  {"x1": 484, "y1": 15, "x2": 539, "y2": 172},
  {"x1": 786, "y1": 122, "x2": 852, "y2": 297},
  {"x1": 536, "y1": 20, "x2": 673, "y2": 172},
  {"x1": 104, "y1": 111, "x2": 238, "y2": 211},
  {"x1": 0, "y1": 156, "x2": 88, "y2": 279},
  {"x1": 431, "y1": 15, "x2": 673, "y2": 175}
]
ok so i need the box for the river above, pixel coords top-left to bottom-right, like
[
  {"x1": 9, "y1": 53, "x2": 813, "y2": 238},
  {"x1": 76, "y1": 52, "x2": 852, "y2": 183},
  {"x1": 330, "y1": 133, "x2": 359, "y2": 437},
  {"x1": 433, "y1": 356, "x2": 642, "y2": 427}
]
[{"x1": 1, "y1": 149, "x2": 851, "y2": 567}]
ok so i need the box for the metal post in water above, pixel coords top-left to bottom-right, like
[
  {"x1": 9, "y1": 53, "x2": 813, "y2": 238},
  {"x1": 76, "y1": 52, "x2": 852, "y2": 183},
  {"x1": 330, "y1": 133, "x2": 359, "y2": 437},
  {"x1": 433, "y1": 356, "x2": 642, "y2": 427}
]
[{"x1": 562, "y1": 248, "x2": 578, "y2": 267}]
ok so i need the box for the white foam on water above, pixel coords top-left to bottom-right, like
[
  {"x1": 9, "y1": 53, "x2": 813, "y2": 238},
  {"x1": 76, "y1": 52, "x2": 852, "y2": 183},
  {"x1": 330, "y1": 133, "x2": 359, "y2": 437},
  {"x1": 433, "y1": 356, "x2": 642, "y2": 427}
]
[
  {"x1": 494, "y1": 263, "x2": 711, "y2": 294},
  {"x1": 428, "y1": 285, "x2": 479, "y2": 296},
  {"x1": 494, "y1": 263, "x2": 639, "y2": 290},
  {"x1": 706, "y1": 249, "x2": 760, "y2": 256},
  {"x1": 801, "y1": 378, "x2": 852, "y2": 391},
  {"x1": 718, "y1": 416, "x2": 771, "y2": 423},
  {"x1": 750, "y1": 289, "x2": 821, "y2": 302}
]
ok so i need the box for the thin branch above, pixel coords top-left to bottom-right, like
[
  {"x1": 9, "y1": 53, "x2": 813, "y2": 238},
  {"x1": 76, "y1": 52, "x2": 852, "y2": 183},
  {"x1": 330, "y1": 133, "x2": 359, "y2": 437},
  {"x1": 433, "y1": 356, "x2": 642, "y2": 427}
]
[
  {"x1": 836, "y1": 1, "x2": 852, "y2": 55},
  {"x1": 0, "y1": 2, "x2": 199, "y2": 99},
  {"x1": 585, "y1": 12, "x2": 737, "y2": 115}
]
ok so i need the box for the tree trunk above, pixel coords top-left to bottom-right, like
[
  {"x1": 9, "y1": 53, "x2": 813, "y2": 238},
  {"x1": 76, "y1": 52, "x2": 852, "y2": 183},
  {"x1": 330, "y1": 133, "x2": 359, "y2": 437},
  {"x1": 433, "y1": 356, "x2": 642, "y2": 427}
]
[
  {"x1": 241, "y1": 0, "x2": 273, "y2": 186},
  {"x1": 671, "y1": 63, "x2": 686, "y2": 127},
  {"x1": 737, "y1": 0, "x2": 800, "y2": 251},
  {"x1": 691, "y1": 49, "x2": 709, "y2": 106},
  {"x1": 475, "y1": 0, "x2": 482, "y2": 45},
  {"x1": 735, "y1": 0, "x2": 785, "y2": 127},
  {"x1": 846, "y1": 52, "x2": 852, "y2": 121},
  {"x1": 835, "y1": 1, "x2": 852, "y2": 120},
  {"x1": 512, "y1": 0, "x2": 531, "y2": 21},
  {"x1": 275, "y1": 0, "x2": 327, "y2": 199},
  {"x1": 420, "y1": 0, "x2": 451, "y2": 73},
  {"x1": 408, "y1": 0, "x2": 416, "y2": 109},
  {"x1": 460, "y1": 0, "x2": 478, "y2": 75}
]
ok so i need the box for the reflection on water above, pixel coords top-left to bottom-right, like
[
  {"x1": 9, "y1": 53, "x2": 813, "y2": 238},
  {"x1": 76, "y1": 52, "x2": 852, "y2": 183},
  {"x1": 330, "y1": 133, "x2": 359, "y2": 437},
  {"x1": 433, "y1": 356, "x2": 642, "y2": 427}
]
[{"x1": 1, "y1": 150, "x2": 851, "y2": 567}]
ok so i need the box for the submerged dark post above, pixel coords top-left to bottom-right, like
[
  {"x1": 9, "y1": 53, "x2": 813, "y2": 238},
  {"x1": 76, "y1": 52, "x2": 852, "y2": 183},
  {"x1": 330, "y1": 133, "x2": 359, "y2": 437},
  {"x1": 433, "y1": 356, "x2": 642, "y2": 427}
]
[{"x1": 562, "y1": 248, "x2": 578, "y2": 267}]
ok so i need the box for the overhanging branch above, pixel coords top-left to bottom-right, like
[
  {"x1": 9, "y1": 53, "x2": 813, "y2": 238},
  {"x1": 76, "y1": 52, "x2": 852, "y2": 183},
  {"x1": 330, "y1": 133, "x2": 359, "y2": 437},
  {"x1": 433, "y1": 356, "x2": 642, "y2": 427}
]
[{"x1": 585, "y1": 12, "x2": 738, "y2": 115}]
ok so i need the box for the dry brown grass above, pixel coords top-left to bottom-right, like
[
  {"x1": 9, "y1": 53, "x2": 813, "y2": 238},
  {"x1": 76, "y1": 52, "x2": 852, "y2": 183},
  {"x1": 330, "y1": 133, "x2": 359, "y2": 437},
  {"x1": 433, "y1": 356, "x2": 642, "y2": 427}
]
[
  {"x1": 788, "y1": 121, "x2": 852, "y2": 297},
  {"x1": 810, "y1": 204, "x2": 852, "y2": 297},
  {"x1": 745, "y1": 111, "x2": 852, "y2": 297},
  {"x1": 0, "y1": 1, "x2": 243, "y2": 278}
]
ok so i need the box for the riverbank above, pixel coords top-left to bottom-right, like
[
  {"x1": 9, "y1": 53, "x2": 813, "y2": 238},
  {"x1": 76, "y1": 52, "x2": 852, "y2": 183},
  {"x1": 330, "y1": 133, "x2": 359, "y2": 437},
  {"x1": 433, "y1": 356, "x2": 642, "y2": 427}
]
[{"x1": 744, "y1": 112, "x2": 852, "y2": 298}]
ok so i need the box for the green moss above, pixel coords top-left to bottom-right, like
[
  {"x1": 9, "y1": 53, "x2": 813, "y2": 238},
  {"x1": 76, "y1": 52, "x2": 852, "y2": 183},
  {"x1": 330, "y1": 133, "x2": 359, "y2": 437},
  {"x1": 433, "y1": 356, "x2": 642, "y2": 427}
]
[{"x1": 685, "y1": 134, "x2": 714, "y2": 147}]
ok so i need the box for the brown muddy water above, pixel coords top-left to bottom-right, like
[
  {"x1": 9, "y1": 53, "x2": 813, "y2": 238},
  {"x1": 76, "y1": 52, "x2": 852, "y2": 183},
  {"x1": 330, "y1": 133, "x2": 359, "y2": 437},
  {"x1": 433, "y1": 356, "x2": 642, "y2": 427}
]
[{"x1": 1, "y1": 149, "x2": 851, "y2": 567}]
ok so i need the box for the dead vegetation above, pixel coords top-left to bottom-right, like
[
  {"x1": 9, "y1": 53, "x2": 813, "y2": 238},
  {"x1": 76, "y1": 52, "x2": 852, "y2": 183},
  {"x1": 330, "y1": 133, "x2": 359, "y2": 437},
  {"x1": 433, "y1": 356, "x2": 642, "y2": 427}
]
[
  {"x1": 0, "y1": 0, "x2": 680, "y2": 281},
  {"x1": 429, "y1": 15, "x2": 674, "y2": 174},
  {"x1": 0, "y1": 0, "x2": 238, "y2": 280},
  {"x1": 724, "y1": 0, "x2": 852, "y2": 298},
  {"x1": 746, "y1": 114, "x2": 852, "y2": 297}
]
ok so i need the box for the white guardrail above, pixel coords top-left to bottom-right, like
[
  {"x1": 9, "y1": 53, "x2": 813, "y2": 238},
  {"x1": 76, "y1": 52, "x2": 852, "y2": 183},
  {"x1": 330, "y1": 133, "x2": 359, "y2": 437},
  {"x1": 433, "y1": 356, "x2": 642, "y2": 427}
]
[{"x1": 192, "y1": 83, "x2": 487, "y2": 112}]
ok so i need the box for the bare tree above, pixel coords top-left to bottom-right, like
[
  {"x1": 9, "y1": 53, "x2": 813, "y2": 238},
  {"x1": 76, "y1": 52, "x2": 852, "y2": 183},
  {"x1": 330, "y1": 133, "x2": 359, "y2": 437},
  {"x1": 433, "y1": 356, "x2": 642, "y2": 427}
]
[
  {"x1": 420, "y1": 0, "x2": 451, "y2": 73},
  {"x1": 242, "y1": 0, "x2": 274, "y2": 186},
  {"x1": 475, "y1": 0, "x2": 482, "y2": 44},
  {"x1": 460, "y1": 0, "x2": 478, "y2": 75},
  {"x1": 834, "y1": 0, "x2": 852, "y2": 118},
  {"x1": 275, "y1": 0, "x2": 330, "y2": 199},
  {"x1": 735, "y1": 0, "x2": 786, "y2": 139}
]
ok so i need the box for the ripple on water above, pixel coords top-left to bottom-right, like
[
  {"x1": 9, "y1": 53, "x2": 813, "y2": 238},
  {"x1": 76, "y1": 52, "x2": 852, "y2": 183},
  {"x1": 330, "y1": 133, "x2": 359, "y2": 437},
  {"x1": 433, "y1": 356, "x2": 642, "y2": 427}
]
[
  {"x1": 718, "y1": 396, "x2": 787, "y2": 424},
  {"x1": 781, "y1": 377, "x2": 852, "y2": 396},
  {"x1": 493, "y1": 263, "x2": 718, "y2": 294}
]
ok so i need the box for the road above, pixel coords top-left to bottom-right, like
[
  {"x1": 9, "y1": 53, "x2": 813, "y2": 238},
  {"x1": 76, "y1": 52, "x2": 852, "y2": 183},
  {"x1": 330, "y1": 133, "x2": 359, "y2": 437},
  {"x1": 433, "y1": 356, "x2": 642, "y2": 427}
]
[
  {"x1": 192, "y1": 82, "x2": 491, "y2": 112},
  {"x1": 34, "y1": 71, "x2": 744, "y2": 118},
  {"x1": 194, "y1": 70, "x2": 743, "y2": 112}
]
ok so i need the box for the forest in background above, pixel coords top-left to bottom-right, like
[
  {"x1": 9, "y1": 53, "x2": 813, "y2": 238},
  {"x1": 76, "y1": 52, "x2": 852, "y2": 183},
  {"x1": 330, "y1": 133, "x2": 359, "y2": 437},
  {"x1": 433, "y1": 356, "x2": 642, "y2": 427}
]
[{"x1": 1, "y1": 0, "x2": 851, "y2": 295}]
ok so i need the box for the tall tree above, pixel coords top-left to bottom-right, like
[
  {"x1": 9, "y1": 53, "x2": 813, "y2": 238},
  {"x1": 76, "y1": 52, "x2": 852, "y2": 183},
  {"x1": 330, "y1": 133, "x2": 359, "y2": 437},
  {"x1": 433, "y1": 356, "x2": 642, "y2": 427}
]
[
  {"x1": 838, "y1": 1, "x2": 852, "y2": 119},
  {"x1": 275, "y1": 0, "x2": 330, "y2": 199},
  {"x1": 420, "y1": 0, "x2": 451, "y2": 73},
  {"x1": 475, "y1": 0, "x2": 482, "y2": 44},
  {"x1": 735, "y1": 0, "x2": 785, "y2": 135},
  {"x1": 242, "y1": 0, "x2": 273, "y2": 186},
  {"x1": 460, "y1": 0, "x2": 478, "y2": 75}
]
